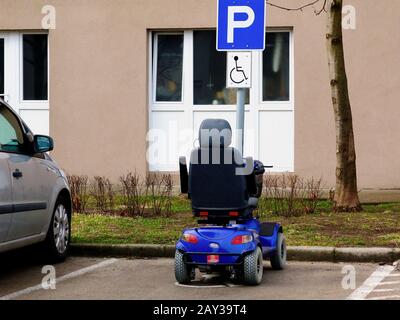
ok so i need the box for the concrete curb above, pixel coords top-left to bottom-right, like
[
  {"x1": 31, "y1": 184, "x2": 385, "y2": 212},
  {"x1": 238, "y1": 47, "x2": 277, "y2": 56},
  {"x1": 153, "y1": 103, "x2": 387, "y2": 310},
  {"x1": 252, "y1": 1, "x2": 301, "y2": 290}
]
[
  {"x1": 71, "y1": 244, "x2": 400, "y2": 263},
  {"x1": 71, "y1": 244, "x2": 176, "y2": 258}
]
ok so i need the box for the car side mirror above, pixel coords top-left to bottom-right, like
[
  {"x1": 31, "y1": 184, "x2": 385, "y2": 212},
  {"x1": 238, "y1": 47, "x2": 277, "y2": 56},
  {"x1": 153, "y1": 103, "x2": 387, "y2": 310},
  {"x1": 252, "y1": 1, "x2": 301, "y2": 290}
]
[{"x1": 34, "y1": 135, "x2": 54, "y2": 153}]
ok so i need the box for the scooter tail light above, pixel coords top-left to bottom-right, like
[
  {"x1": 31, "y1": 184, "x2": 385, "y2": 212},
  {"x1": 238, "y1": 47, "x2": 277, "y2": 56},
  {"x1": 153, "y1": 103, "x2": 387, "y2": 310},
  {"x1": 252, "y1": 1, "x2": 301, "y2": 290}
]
[
  {"x1": 199, "y1": 211, "x2": 209, "y2": 217},
  {"x1": 231, "y1": 235, "x2": 253, "y2": 245},
  {"x1": 182, "y1": 233, "x2": 199, "y2": 244},
  {"x1": 229, "y1": 211, "x2": 239, "y2": 217}
]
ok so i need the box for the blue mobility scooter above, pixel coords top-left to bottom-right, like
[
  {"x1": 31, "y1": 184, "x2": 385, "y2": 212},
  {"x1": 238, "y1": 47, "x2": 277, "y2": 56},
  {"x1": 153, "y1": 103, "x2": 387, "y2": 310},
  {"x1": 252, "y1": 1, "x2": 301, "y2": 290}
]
[{"x1": 175, "y1": 119, "x2": 286, "y2": 286}]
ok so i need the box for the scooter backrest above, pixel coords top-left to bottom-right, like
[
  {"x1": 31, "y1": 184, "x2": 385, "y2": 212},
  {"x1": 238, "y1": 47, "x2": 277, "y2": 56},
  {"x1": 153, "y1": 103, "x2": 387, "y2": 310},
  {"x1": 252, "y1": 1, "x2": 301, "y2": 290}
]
[
  {"x1": 189, "y1": 119, "x2": 249, "y2": 213},
  {"x1": 198, "y1": 119, "x2": 232, "y2": 148}
]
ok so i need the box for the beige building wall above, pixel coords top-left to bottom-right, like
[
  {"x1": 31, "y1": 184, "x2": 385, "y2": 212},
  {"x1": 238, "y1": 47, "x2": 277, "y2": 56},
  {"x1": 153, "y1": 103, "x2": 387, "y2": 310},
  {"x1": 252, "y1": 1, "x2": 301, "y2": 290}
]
[{"x1": 0, "y1": 0, "x2": 399, "y2": 189}]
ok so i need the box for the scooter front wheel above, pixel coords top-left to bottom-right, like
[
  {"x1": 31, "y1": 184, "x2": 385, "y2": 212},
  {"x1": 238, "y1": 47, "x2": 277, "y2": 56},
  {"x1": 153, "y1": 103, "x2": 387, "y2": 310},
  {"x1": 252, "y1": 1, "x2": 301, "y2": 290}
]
[
  {"x1": 270, "y1": 232, "x2": 287, "y2": 270},
  {"x1": 175, "y1": 250, "x2": 192, "y2": 284}
]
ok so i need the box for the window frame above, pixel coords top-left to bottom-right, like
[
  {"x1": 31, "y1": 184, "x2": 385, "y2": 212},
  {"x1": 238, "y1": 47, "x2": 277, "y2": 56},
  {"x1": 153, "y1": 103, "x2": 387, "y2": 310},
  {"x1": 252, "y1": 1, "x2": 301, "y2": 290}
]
[
  {"x1": 0, "y1": 31, "x2": 50, "y2": 136},
  {"x1": 150, "y1": 29, "x2": 293, "y2": 111},
  {"x1": 152, "y1": 32, "x2": 185, "y2": 106},
  {"x1": 148, "y1": 29, "x2": 294, "y2": 172},
  {"x1": 257, "y1": 29, "x2": 294, "y2": 109},
  {"x1": 192, "y1": 29, "x2": 250, "y2": 108}
]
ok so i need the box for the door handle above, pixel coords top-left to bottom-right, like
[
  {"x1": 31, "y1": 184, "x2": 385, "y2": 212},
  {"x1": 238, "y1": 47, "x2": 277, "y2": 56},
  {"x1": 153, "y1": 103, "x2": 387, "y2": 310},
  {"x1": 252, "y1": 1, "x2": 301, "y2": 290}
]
[
  {"x1": 46, "y1": 166, "x2": 57, "y2": 174},
  {"x1": 13, "y1": 169, "x2": 23, "y2": 179}
]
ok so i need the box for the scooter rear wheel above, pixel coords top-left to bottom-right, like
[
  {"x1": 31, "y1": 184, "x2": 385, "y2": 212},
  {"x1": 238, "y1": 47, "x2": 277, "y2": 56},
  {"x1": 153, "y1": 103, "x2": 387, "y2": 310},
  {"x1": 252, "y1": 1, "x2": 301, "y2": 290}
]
[
  {"x1": 175, "y1": 250, "x2": 191, "y2": 284},
  {"x1": 243, "y1": 247, "x2": 264, "y2": 285}
]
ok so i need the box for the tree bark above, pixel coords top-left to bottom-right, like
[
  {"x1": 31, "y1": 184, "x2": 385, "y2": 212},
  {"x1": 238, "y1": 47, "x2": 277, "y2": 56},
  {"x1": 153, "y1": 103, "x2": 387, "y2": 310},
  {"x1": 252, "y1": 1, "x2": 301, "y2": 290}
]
[{"x1": 326, "y1": 0, "x2": 361, "y2": 212}]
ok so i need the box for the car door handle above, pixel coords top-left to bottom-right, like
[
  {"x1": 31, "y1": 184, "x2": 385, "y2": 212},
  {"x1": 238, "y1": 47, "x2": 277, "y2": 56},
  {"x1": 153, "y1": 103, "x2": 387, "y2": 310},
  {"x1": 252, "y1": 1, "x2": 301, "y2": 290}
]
[
  {"x1": 13, "y1": 169, "x2": 23, "y2": 179},
  {"x1": 46, "y1": 166, "x2": 57, "y2": 174}
]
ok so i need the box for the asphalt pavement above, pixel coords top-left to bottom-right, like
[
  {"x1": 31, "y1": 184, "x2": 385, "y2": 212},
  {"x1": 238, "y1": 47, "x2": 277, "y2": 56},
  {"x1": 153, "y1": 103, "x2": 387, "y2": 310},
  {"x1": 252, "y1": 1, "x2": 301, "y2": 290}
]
[{"x1": 1, "y1": 247, "x2": 398, "y2": 300}]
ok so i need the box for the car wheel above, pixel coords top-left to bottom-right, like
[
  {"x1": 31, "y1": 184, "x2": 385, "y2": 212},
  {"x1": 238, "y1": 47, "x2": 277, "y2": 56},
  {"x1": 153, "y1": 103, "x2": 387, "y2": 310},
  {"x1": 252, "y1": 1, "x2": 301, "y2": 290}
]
[
  {"x1": 243, "y1": 247, "x2": 263, "y2": 286},
  {"x1": 270, "y1": 232, "x2": 287, "y2": 270},
  {"x1": 44, "y1": 196, "x2": 71, "y2": 263},
  {"x1": 175, "y1": 250, "x2": 191, "y2": 284}
]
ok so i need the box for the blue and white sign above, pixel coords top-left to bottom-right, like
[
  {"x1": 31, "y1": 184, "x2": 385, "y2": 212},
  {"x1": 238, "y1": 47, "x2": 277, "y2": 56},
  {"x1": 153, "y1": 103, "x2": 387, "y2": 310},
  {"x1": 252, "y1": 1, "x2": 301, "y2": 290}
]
[{"x1": 217, "y1": 0, "x2": 266, "y2": 51}]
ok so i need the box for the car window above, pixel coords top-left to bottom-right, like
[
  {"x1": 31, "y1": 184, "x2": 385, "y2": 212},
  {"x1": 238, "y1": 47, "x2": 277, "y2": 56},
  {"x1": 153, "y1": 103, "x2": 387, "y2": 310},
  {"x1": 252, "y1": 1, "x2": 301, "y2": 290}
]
[{"x1": 0, "y1": 105, "x2": 25, "y2": 153}]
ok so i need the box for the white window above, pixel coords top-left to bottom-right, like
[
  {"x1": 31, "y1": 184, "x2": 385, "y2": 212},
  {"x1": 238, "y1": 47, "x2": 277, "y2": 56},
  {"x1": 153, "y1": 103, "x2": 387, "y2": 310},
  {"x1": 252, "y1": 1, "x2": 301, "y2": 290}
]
[
  {"x1": 148, "y1": 30, "x2": 294, "y2": 172},
  {"x1": 22, "y1": 34, "x2": 49, "y2": 101},
  {"x1": 153, "y1": 33, "x2": 184, "y2": 103},
  {"x1": 193, "y1": 31, "x2": 249, "y2": 106},
  {"x1": 0, "y1": 32, "x2": 49, "y2": 135}
]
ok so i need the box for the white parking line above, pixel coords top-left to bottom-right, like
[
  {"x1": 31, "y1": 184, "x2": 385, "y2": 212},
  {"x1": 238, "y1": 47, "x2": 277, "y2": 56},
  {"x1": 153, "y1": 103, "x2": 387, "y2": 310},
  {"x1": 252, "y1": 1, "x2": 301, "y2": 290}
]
[
  {"x1": 0, "y1": 258, "x2": 118, "y2": 300},
  {"x1": 347, "y1": 264, "x2": 396, "y2": 300},
  {"x1": 367, "y1": 295, "x2": 400, "y2": 301},
  {"x1": 377, "y1": 280, "x2": 400, "y2": 286},
  {"x1": 373, "y1": 288, "x2": 396, "y2": 293}
]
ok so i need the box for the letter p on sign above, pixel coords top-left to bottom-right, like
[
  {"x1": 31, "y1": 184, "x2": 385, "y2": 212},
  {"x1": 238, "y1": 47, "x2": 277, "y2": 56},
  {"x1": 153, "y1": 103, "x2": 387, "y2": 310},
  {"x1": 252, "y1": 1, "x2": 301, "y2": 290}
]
[
  {"x1": 217, "y1": 0, "x2": 266, "y2": 51},
  {"x1": 227, "y1": 6, "x2": 255, "y2": 43}
]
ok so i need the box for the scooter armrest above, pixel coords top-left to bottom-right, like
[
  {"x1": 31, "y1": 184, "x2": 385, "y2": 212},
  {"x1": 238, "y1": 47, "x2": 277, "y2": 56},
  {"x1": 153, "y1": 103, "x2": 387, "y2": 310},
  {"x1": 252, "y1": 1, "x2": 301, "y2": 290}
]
[{"x1": 179, "y1": 156, "x2": 189, "y2": 194}]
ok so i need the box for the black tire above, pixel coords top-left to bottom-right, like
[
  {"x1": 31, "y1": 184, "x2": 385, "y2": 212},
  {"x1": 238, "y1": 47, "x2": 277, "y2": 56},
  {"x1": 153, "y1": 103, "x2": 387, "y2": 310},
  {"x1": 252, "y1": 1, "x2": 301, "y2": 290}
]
[
  {"x1": 43, "y1": 196, "x2": 71, "y2": 263},
  {"x1": 243, "y1": 247, "x2": 263, "y2": 286},
  {"x1": 175, "y1": 250, "x2": 191, "y2": 284},
  {"x1": 270, "y1": 232, "x2": 287, "y2": 270}
]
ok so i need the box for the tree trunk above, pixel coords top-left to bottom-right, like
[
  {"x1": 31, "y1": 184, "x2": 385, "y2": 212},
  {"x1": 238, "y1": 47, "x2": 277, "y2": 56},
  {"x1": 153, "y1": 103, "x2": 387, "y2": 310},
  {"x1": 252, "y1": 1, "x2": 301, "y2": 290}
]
[{"x1": 326, "y1": 0, "x2": 361, "y2": 212}]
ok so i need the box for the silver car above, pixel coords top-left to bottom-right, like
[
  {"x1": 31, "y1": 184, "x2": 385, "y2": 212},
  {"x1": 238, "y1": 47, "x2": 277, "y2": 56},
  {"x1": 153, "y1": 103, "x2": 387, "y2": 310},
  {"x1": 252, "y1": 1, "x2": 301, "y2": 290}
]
[{"x1": 0, "y1": 99, "x2": 72, "y2": 262}]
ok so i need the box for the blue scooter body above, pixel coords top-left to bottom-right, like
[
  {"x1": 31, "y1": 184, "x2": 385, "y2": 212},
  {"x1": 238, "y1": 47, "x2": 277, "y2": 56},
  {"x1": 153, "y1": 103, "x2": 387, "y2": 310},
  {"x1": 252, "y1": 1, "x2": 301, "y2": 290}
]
[{"x1": 176, "y1": 219, "x2": 282, "y2": 267}]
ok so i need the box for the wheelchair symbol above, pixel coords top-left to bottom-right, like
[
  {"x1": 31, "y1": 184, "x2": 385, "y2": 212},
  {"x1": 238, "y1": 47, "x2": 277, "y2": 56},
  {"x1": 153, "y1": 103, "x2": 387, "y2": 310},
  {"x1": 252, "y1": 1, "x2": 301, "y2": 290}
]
[{"x1": 230, "y1": 56, "x2": 248, "y2": 84}]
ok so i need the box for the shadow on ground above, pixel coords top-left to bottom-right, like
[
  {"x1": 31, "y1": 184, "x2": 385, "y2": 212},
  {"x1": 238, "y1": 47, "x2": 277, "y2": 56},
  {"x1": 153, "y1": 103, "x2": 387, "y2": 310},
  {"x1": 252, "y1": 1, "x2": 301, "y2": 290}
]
[{"x1": 0, "y1": 245, "x2": 49, "y2": 276}]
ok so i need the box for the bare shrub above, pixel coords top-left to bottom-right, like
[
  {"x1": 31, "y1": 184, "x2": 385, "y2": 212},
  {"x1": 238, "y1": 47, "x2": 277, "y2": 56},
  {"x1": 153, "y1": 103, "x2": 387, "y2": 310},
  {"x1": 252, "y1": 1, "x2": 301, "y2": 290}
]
[
  {"x1": 91, "y1": 176, "x2": 115, "y2": 213},
  {"x1": 119, "y1": 173, "x2": 173, "y2": 217},
  {"x1": 285, "y1": 174, "x2": 303, "y2": 216},
  {"x1": 264, "y1": 174, "x2": 301, "y2": 216},
  {"x1": 263, "y1": 174, "x2": 324, "y2": 217},
  {"x1": 299, "y1": 177, "x2": 324, "y2": 214},
  {"x1": 263, "y1": 175, "x2": 283, "y2": 215},
  {"x1": 119, "y1": 172, "x2": 148, "y2": 216},
  {"x1": 67, "y1": 175, "x2": 89, "y2": 214},
  {"x1": 146, "y1": 174, "x2": 174, "y2": 216},
  {"x1": 329, "y1": 189, "x2": 335, "y2": 202}
]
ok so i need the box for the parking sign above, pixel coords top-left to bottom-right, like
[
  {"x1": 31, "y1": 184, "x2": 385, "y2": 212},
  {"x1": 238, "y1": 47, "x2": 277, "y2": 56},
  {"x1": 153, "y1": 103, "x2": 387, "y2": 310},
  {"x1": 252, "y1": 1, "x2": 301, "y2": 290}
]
[
  {"x1": 217, "y1": 0, "x2": 266, "y2": 51},
  {"x1": 227, "y1": 52, "x2": 252, "y2": 88}
]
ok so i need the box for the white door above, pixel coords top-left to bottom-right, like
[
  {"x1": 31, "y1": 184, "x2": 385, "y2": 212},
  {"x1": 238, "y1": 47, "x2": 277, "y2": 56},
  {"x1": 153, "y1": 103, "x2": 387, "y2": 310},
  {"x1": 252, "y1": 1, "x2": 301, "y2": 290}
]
[
  {"x1": 148, "y1": 30, "x2": 294, "y2": 172},
  {"x1": 0, "y1": 32, "x2": 49, "y2": 136}
]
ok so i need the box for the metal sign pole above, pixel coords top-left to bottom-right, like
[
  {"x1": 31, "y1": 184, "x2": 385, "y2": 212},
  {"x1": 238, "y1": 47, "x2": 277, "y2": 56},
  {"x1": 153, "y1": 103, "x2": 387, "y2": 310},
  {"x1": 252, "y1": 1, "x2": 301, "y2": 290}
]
[
  {"x1": 217, "y1": 0, "x2": 266, "y2": 156},
  {"x1": 236, "y1": 88, "x2": 245, "y2": 154}
]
